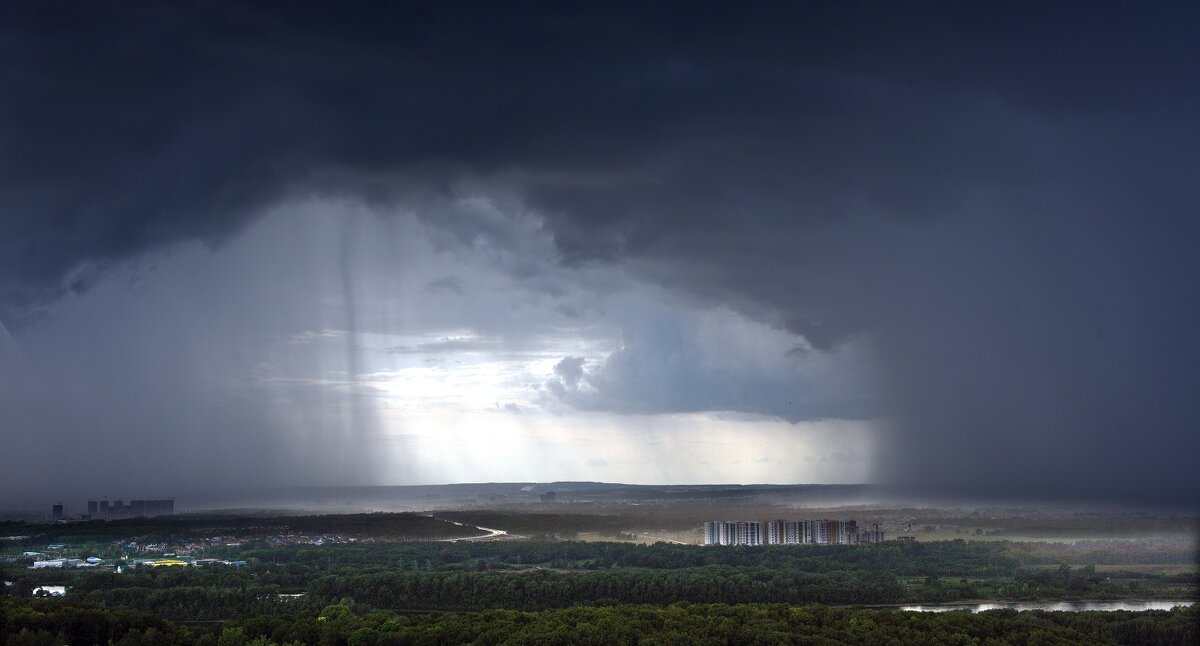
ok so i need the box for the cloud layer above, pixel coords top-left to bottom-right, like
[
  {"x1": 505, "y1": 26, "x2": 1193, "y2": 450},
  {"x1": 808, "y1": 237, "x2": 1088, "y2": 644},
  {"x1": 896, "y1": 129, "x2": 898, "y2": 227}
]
[{"x1": 2, "y1": 2, "x2": 1198, "y2": 505}]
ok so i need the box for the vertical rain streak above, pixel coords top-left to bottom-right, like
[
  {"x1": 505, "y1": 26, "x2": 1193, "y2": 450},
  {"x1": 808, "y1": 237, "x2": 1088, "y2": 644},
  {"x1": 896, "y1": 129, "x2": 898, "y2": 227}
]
[{"x1": 335, "y1": 213, "x2": 382, "y2": 483}]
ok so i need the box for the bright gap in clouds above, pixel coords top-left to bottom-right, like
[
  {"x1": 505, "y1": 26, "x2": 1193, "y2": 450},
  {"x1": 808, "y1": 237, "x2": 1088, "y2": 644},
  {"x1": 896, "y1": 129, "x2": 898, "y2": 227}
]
[
  {"x1": 4, "y1": 195, "x2": 878, "y2": 499},
  {"x1": 383, "y1": 412, "x2": 875, "y2": 485}
]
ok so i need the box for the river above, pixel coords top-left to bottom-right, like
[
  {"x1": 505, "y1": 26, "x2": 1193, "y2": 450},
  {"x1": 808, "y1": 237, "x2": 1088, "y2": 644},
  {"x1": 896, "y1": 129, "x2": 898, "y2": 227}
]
[{"x1": 898, "y1": 600, "x2": 1195, "y2": 613}]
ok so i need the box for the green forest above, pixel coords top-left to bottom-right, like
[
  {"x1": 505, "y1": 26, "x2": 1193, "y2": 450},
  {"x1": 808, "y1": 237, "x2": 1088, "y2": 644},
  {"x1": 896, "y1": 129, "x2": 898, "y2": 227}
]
[
  {"x1": 5, "y1": 539, "x2": 1194, "y2": 621},
  {"x1": 2, "y1": 518, "x2": 1195, "y2": 644},
  {"x1": 1, "y1": 597, "x2": 1196, "y2": 645}
]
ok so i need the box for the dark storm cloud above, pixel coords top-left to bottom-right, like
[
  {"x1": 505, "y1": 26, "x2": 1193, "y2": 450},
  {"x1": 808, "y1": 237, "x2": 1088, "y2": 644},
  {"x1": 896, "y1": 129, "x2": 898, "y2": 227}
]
[
  {"x1": 3, "y1": 2, "x2": 1199, "y2": 503},
  {"x1": 6, "y1": 1, "x2": 1192, "y2": 324},
  {"x1": 540, "y1": 308, "x2": 875, "y2": 422}
]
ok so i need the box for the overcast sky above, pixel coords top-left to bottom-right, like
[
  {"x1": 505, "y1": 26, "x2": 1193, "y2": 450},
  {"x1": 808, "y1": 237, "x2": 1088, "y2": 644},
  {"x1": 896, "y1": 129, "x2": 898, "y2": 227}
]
[{"x1": 1, "y1": 2, "x2": 1197, "y2": 509}]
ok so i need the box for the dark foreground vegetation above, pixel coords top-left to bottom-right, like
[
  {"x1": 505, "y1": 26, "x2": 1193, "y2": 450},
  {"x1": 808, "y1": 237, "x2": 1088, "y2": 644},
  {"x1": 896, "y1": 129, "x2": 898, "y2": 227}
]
[{"x1": 1, "y1": 597, "x2": 1196, "y2": 645}]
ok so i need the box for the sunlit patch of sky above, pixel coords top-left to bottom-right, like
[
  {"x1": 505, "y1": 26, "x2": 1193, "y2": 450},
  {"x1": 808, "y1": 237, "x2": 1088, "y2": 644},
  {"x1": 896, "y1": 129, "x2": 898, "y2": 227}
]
[
  {"x1": 0, "y1": 196, "x2": 877, "y2": 501},
  {"x1": 378, "y1": 412, "x2": 876, "y2": 486}
]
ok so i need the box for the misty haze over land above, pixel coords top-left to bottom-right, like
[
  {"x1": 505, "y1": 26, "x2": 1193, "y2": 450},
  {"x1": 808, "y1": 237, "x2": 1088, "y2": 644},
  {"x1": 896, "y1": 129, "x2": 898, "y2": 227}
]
[{"x1": 1, "y1": 2, "x2": 1198, "y2": 511}]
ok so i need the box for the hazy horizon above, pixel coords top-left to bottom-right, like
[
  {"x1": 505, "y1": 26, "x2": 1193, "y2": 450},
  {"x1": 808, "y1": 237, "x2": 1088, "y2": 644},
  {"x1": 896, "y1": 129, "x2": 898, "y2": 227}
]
[{"x1": 7, "y1": 481, "x2": 1197, "y2": 518}]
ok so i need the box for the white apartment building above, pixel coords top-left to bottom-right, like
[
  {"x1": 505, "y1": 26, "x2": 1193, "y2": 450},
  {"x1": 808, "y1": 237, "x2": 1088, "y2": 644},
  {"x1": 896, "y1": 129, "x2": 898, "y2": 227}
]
[{"x1": 704, "y1": 519, "x2": 880, "y2": 546}]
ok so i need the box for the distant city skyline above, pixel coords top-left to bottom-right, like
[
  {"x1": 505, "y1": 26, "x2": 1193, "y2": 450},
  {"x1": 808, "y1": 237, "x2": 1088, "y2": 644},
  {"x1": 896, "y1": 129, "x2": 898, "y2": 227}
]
[{"x1": 43, "y1": 498, "x2": 175, "y2": 521}]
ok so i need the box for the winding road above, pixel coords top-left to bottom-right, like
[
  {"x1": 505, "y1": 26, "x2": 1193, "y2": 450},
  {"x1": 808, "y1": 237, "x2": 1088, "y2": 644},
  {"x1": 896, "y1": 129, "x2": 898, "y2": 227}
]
[{"x1": 441, "y1": 519, "x2": 524, "y2": 541}]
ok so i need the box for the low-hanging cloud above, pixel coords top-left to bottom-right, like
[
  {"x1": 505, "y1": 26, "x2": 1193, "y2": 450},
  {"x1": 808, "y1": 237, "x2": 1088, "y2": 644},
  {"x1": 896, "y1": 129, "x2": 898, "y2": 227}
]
[{"x1": 541, "y1": 305, "x2": 876, "y2": 423}]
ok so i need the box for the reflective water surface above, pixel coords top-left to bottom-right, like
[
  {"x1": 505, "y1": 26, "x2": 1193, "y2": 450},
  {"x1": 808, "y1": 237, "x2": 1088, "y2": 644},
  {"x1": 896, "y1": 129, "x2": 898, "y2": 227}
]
[{"x1": 900, "y1": 600, "x2": 1195, "y2": 613}]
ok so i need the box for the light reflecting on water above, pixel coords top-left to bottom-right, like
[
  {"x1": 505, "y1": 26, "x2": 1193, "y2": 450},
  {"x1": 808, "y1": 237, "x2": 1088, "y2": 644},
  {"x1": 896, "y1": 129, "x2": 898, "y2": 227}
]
[{"x1": 900, "y1": 600, "x2": 1195, "y2": 613}]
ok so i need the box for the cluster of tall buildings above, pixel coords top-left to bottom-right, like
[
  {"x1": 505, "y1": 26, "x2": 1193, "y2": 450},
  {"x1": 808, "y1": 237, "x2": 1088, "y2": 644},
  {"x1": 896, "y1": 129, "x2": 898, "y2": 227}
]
[
  {"x1": 704, "y1": 520, "x2": 885, "y2": 546},
  {"x1": 51, "y1": 498, "x2": 176, "y2": 521},
  {"x1": 82, "y1": 498, "x2": 174, "y2": 520}
]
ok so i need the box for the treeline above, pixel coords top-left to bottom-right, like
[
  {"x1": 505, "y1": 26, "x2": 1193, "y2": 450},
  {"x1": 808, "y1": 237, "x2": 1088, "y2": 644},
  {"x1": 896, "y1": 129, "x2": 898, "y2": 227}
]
[
  {"x1": 16, "y1": 564, "x2": 1177, "y2": 621},
  {"x1": 2, "y1": 597, "x2": 1196, "y2": 645},
  {"x1": 306, "y1": 565, "x2": 1194, "y2": 613},
  {"x1": 0, "y1": 538, "x2": 1149, "y2": 590},
  {"x1": 2, "y1": 513, "x2": 481, "y2": 552},
  {"x1": 70, "y1": 585, "x2": 312, "y2": 622},
  {"x1": 223, "y1": 602, "x2": 1200, "y2": 646},
  {"x1": 211, "y1": 538, "x2": 1026, "y2": 577},
  {"x1": 19, "y1": 567, "x2": 906, "y2": 619},
  {"x1": 307, "y1": 566, "x2": 908, "y2": 610},
  {"x1": 4, "y1": 541, "x2": 1193, "y2": 622},
  {"x1": 1014, "y1": 539, "x2": 1198, "y2": 566}
]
